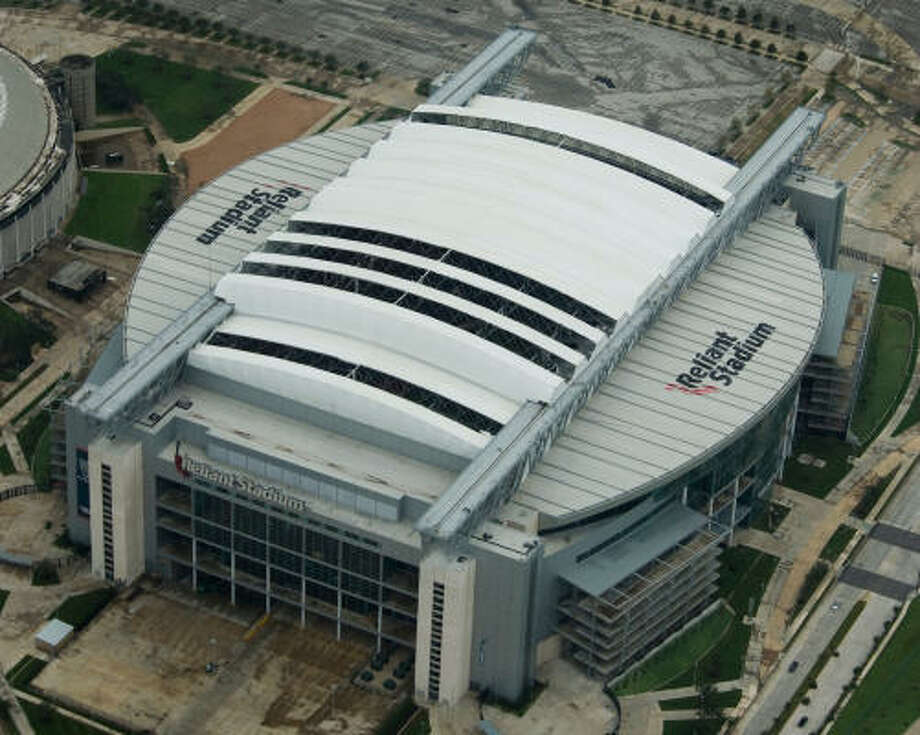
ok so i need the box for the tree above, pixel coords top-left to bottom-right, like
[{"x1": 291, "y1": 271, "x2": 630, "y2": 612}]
[
  {"x1": 750, "y1": 38, "x2": 761, "y2": 50},
  {"x1": 684, "y1": 18, "x2": 694, "y2": 28},
  {"x1": 716, "y1": 27, "x2": 727, "y2": 39},
  {"x1": 735, "y1": 5, "x2": 746, "y2": 22},
  {"x1": 751, "y1": 10, "x2": 763, "y2": 27},
  {"x1": 701, "y1": 23, "x2": 711, "y2": 33},
  {"x1": 767, "y1": 42, "x2": 777, "y2": 54},
  {"x1": 698, "y1": 680, "x2": 721, "y2": 719},
  {"x1": 786, "y1": 22, "x2": 796, "y2": 37},
  {"x1": 719, "y1": 4, "x2": 731, "y2": 17},
  {"x1": 356, "y1": 60, "x2": 370, "y2": 75},
  {"x1": 734, "y1": 31, "x2": 744, "y2": 44},
  {"x1": 633, "y1": 5, "x2": 643, "y2": 15},
  {"x1": 769, "y1": 16, "x2": 780, "y2": 32},
  {"x1": 651, "y1": 9, "x2": 661, "y2": 20},
  {"x1": 668, "y1": 12, "x2": 677, "y2": 23},
  {"x1": 324, "y1": 53, "x2": 338, "y2": 70},
  {"x1": 703, "y1": 0, "x2": 714, "y2": 11},
  {"x1": 415, "y1": 77, "x2": 432, "y2": 96},
  {"x1": 796, "y1": 49, "x2": 808, "y2": 61}
]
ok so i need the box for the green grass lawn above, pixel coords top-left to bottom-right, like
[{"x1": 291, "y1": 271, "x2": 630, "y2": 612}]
[
  {"x1": 869, "y1": 266, "x2": 920, "y2": 437},
  {"x1": 91, "y1": 117, "x2": 145, "y2": 129},
  {"x1": 6, "y1": 655, "x2": 47, "y2": 689},
  {"x1": 659, "y1": 689, "x2": 741, "y2": 711},
  {"x1": 0, "y1": 445, "x2": 14, "y2": 475},
  {"x1": 0, "y1": 589, "x2": 8, "y2": 615},
  {"x1": 96, "y1": 48, "x2": 256, "y2": 142},
  {"x1": 0, "y1": 363, "x2": 48, "y2": 411},
  {"x1": 819, "y1": 524, "x2": 856, "y2": 563},
  {"x1": 662, "y1": 719, "x2": 724, "y2": 735},
  {"x1": 615, "y1": 606, "x2": 734, "y2": 695},
  {"x1": 789, "y1": 561, "x2": 828, "y2": 622},
  {"x1": 19, "y1": 698, "x2": 110, "y2": 735},
  {"x1": 616, "y1": 546, "x2": 779, "y2": 694},
  {"x1": 32, "y1": 426, "x2": 51, "y2": 490},
  {"x1": 780, "y1": 435, "x2": 855, "y2": 498},
  {"x1": 65, "y1": 171, "x2": 170, "y2": 252},
  {"x1": 852, "y1": 470, "x2": 896, "y2": 520},
  {"x1": 850, "y1": 305, "x2": 913, "y2": 442},
  {"x1": 749, "y1": 501, "x2": 790, "y2": 533},
  {"x1": 0, "y1": 303, "x2": 54, "y2": 382},
  {"x1": 17, "y1": 412, "x2": 49, "y2": 469},
  {"x1": 50, "y1": 588, "x2": 115, "y2": 630},
  {"x1": 829, "y1": 599, "x2": 920, "y2": 735}
]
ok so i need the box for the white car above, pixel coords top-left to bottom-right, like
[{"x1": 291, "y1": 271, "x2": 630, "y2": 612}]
[{"x1": 871, "y1": 272, "x2": 879, "y2": 284}]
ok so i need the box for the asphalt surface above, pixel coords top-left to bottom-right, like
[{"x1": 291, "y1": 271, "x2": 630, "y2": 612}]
[
  {"x1": 739, "y1": 460, "x2": 920, "y2": 735},
  {"x1": 151, "y1": 0, "x2": 787, "y2": 151}
]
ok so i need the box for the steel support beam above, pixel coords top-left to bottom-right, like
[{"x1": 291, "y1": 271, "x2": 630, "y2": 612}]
[
  {"x1": 417, "y1": 108, "x2": 824, "y2": 541},
  {"x1": 426, "y1": 27, "x2": 537, "y2": 107}
]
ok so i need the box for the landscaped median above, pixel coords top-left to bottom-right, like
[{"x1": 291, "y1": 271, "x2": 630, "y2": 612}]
[
  {"x1": 829, "y1": 597, "x2": 920, "y2": 734},
  {"x1": 766, "y1": 600, "x2": 867, "y2": 734}
]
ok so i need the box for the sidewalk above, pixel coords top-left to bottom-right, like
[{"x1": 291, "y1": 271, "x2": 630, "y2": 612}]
[{"x1": 2, "y1": 428, "x2": 29, "y2": 474}]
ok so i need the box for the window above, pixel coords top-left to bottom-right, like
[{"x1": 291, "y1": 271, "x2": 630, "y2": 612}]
[
  {"x1": 285, "y1": 222, "x2": 616, "y2": 333},
  {"x1": 208, "y1": 331, "x2": 505, "y2": 433}
]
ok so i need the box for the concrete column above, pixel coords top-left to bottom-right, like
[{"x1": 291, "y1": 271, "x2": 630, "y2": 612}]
[
  {"x1": 414, "y1": 551, "x2": 476, "y2": 705},
  {"x1": 729, "y1": 476, "x2": 740, "y2": 541},
  {"x1": 88, "y1": 436, "x2": 145, "y2": 584},
  {"x1": 301, "y1": 529, "x2": 307, "y2": 627},
  {"x1": 230, "y1": 502, "x2": 236, "y2": 606},
  {"x1": 191, "y1": 486, "x2": 197, "y2": 592},
  {"x1": 336, "y1": 539, "x2": 343, "y2": 641},
  {"x1": 376, "y1": 554, "x2": 384, "y2": 653},
  {"x1": 265, "y1": 513, "x2": 271, "y2": 613}
]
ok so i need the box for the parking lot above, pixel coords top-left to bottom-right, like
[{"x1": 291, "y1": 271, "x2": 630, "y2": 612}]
[{"x1": 151, "y1": 0, "x2": 787, "y2": 151}]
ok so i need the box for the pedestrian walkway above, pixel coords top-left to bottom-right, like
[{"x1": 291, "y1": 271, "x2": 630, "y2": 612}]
[
  {"x1": 870, "y1": 522, "x2": 920, "y2": 552},
  {"x1": 2, "y1": 427, "x2": 29, "y2": 474},
  {"x1": 839, "y1": 566, "x2": 914, "y2": 601}
]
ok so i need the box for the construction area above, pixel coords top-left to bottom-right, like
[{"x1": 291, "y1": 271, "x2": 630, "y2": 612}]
[{"x1": 30, "y1": 584, "x2": 400, "y2": 734}]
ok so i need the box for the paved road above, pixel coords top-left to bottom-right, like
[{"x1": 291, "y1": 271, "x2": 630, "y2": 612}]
[{"x1": 739, "y1": 460, "x2": 920, "y2": 735}]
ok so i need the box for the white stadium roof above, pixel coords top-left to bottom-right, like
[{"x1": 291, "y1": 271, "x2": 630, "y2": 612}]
[
  {"x1": 0, "y1": 46, "x2": 55, "y2": 211},
  {"x1": 511, "y1": 205, "x2": 823, "y2": 526},
  {"x1": 128, "y1": 96, "x2": 822, "y2": 497},
  {"x1": 124, "y1": 121, "x2": 396, "y2": 357}
]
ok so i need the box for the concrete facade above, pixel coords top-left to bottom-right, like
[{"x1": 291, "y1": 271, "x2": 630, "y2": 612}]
[{"x1": 59, "y1": 54, "x2": 96, "y2": 130}]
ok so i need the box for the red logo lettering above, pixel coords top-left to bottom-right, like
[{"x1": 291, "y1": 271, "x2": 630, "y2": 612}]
[{"x1": 665, "y1": 383, "x2": 719, "y2": 396}]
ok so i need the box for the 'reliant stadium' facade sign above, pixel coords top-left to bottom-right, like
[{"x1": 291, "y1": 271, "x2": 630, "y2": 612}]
[{"x1": 666, "y1": 322, "x2": 776, "y2": 395}]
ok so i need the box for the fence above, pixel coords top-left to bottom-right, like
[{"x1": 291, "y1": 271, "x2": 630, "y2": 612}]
[
  {"x1": 839, "y1": 246, "x2": 885, "y2": 266},
  {"x1": 0, "y1": 484, "x2": 38, "y2": 502}
]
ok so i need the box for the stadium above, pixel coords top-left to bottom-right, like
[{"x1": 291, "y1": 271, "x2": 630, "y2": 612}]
[
  {"x1": 64, "y1": 34, "x2": 840, "y2": 706},
  {"x1": 0, "y1": 44, "x2": 80, "y2": 276}
]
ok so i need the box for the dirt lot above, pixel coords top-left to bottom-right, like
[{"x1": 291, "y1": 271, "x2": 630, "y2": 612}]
[
  {"x1": 78, "y1": 130, "x2": 160, "y2": 173},
  {"x1": 0, "y1": 492, "x2": 66, "y2": 559},
  {"x1": 182, "y1": 89, "x2": 336, "y2": 193},
  {"x1": 0, "y1": 239, "x2": 138, "y2": 353},
  {"x1": 33, "y1": 586, "x2": 401, "y2": 734}
]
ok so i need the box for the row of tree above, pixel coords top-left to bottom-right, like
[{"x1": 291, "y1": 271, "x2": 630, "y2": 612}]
[
  {"x1": 81, "y1": 0, "x2": 374, "y2": 77},
  {"x1": 605, "y1": 0, "x2": 797, "y2": 37}
]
